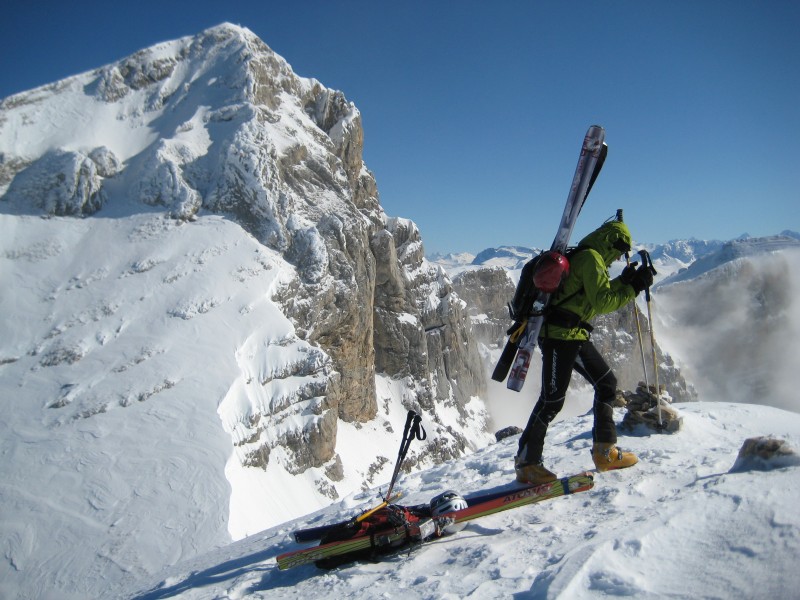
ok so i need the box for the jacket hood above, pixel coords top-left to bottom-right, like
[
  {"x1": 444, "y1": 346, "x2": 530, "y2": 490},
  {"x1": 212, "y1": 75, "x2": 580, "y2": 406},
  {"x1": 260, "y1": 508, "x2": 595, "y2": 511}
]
[{"x1": 578, "y1": 221, "x2": 632, "y2": 266}]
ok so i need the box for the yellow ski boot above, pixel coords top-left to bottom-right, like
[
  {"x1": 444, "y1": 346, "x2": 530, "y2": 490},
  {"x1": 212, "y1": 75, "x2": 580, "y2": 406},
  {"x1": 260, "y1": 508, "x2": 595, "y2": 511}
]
[{"x1": 592, "y1": 443, "x2": 638, "y2": 472}]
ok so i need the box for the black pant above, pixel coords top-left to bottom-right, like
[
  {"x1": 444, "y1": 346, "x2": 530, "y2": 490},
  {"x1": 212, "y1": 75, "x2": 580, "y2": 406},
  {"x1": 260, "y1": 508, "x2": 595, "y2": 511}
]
[{"x1": 518, "y1": 338, "x2": 618, "y2": 464}]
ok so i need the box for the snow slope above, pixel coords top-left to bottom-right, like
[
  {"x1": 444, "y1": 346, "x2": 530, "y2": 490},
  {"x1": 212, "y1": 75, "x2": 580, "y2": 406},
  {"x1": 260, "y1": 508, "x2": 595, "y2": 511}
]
[
  {"x1": 127, "y1": 402, "x2": 800, "y2": 599},
  {"x1": 0, "y1": 212, "x2": 283, "y2": 599},
  {"x1": 0, "y1": 211, "x2": 491, "y2": 599}
]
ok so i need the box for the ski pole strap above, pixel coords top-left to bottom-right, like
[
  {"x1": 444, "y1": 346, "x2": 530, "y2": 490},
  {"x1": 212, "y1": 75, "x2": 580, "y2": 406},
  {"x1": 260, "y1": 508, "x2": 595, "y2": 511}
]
[
  {"x1": 412, "y1": 413, "x2": 426, "y2": 441},
  {"x1": 637, "y1": 249, "x2": 656, "y2": 273},
  {"x1": 398, "y1": 410, "x2": 425, "y2": 452},
  {"x1": 507, "y1": 320, "x2": 527, "y2": 343},
  {"x1": 400, "y1": 412, "x2": 426, "y2": 456},
  {"x1": 637, "y1": 249, "x2": 658, "y2": 302},
  {"x1": 400, "y1": 410, "x2": 415, "y2": 442}
]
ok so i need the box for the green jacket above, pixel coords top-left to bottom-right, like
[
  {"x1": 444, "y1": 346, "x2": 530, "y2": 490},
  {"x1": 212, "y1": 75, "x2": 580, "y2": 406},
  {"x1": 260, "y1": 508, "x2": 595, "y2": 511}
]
[{"x1": 543, "y1": 221, "x2": 636, "y2": 341}]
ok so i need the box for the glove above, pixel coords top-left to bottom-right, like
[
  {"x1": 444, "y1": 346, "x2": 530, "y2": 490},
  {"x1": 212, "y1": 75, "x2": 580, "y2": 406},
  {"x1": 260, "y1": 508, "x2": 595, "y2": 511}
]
[
  {"x1": 630, "y1": 264, "x2": 654, "y2": 294},
  {"x1": 619, "y1": 262, "x2": 638, "y2": 286}
]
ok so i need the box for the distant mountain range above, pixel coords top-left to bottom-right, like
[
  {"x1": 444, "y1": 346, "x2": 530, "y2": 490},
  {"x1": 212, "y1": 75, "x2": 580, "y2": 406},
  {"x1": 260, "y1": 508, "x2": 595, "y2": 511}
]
[
  {"x1": 653, "y1": 234, "x2": 800, "y2": 287},
  {"x1": 429, "y1": 231, "x2": 800, "y2": 282}
]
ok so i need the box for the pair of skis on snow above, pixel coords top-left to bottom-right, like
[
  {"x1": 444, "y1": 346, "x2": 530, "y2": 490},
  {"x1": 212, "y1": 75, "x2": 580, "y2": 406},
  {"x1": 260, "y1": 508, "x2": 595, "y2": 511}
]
[{"x1": 276, "y1": 472, "x2": 594, "y2": 570}]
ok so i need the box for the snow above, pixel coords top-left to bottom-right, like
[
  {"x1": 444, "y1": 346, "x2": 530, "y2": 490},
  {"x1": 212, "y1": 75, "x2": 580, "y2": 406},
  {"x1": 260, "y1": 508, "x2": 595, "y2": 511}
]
[
  {"x1": 125, "y1": 402, "x2": 800, "y2": 599},
  {"x1": 654, "y1": 236, "x2": 800, "y2": 287},
  {"x1": 0, "y1": 212, "x2": 265, "y2": 597},
  {"x1": 0, "y1": 209, "x2": 491, "y2": 598},
  {"x1": 0, "y1": 206, "x2": 494, "y2": 600},
  {"x1": 0, "y1": 83, "x2": 152, "y2": 161}
]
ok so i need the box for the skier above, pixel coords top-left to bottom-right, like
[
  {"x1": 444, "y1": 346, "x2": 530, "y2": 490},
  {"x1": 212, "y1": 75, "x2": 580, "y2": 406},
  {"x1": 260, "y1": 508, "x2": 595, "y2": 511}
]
[{"x1": 515, "y1": 216, "x2": 654, "y2": 484}]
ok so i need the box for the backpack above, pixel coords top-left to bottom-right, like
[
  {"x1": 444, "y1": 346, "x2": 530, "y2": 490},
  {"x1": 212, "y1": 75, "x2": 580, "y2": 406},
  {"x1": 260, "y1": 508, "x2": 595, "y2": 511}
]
[{"x1": 314, "y1": 504, "x2": 432, "y2": 568}]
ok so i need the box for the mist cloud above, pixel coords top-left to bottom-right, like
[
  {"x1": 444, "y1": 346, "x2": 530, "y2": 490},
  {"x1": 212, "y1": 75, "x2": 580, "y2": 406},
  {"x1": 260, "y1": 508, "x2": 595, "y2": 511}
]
[{"x1": 655, "y1": 249, "x2": 800, "y2": 413}]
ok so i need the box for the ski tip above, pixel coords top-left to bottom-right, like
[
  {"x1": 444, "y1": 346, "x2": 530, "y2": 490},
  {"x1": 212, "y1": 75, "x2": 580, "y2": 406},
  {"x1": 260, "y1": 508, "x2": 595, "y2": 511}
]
[{"x1": 583, "y1": 128, "x2": 606, "y2": 152}]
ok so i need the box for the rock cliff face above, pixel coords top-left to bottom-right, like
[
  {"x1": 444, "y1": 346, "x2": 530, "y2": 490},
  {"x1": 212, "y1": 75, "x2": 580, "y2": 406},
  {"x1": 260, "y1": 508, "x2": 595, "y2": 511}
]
[
  {"x1": 0, "y1": 24, "x2": 489, "y2": 505},
  {"x1": 452, "y1": 267, "x2": 515, "y2": 348},
  {"x1": 370, "y1": 217, "x2": 487, "y2": 459}
]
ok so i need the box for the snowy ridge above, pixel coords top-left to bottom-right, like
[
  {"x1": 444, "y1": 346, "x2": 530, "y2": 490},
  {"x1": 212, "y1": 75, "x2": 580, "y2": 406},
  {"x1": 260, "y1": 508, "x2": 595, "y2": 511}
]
[
  {"x1": 430, "y1": 234, "x2": 800, "y2": 284},
  {"x1": 471, "y1": 245, "x2": 539, "y2": 270},
  {"x1": 127, "y1": 402, "x2": 800, "y2": 599}
]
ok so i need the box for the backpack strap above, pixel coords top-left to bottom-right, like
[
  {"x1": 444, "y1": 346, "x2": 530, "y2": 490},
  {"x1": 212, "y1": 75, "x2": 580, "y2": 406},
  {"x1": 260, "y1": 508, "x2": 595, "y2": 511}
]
[{"x1": 549, "y1": 246, "x2": 589, "y2": 308}]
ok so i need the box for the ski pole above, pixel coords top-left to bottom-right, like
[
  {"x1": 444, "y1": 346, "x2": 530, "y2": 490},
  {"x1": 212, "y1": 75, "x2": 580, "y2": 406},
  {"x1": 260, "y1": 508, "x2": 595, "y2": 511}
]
[
  {"x1": 616, "y1": 210, "x2": 650, "y2": 392},
  {"x1": 626, "y1": 253, "x2": 650, "y2": 392},
  {"x1": 385, "y1": 410, "x2": 426, "y2": 501},
  {"x1": 638, "y1": 250, "x2": 662, "y2": 429}
]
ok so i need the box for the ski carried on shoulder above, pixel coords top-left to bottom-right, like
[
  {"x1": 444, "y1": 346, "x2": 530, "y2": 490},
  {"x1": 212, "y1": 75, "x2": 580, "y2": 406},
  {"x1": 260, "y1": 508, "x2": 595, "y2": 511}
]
[
  {"x1": 275, "y1": 472, "x2": 593, "y2": 571},
  {"x1": 492, "y1": 125, "x2": 608, "y2": 390}
]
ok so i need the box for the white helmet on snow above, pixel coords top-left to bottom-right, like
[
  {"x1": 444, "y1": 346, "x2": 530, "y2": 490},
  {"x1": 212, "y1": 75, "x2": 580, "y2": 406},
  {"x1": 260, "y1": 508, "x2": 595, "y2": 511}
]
[{"x1": 430, "y1": 490, "x2": 468, "y2": 535}]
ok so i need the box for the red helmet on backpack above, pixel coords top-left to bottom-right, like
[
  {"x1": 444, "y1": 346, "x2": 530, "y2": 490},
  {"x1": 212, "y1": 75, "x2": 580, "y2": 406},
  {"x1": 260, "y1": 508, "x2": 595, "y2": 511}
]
[{"x1": 532, "y1": 251, "x2": 570, "y2": 293}]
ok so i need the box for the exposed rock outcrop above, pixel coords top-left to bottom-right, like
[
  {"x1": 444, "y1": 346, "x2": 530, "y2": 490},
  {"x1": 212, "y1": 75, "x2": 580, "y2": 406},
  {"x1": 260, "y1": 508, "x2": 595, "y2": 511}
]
[
  {"x1": 729, "y1": 436, "x2": 800, "y2": 472},
  {"x1": 452, "y1": 267, "x2": 514, "y2": 348},
  {"x1": 2, "y1": 148, "x2": 118, "y2": 216},
  {"x1": 591, "y1": 306, "x2": 696, "y2": 403}
]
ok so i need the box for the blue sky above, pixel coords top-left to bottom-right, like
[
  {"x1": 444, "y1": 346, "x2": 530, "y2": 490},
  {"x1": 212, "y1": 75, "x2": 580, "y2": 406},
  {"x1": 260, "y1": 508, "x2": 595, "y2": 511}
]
[{"x1": 2, "y1": 1, "x2": 798, "y2": 255}]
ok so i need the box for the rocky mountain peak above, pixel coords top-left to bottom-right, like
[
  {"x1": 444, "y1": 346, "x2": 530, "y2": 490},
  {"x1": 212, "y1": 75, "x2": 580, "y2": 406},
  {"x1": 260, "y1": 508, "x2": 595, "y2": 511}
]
[{"x1": 0, "y1": 25, "x2": 490, "y2": 538}]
